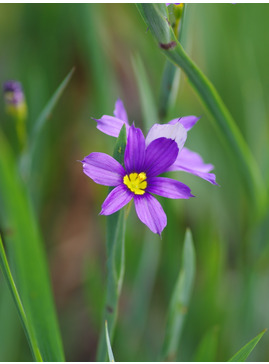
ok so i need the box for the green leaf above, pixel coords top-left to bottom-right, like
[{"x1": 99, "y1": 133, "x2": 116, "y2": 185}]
[
  {"x1": 131, "y1": 53, "x2": 159, "y2": 131},
  {"x1": 194, "y1": 326, "x2": 219, "y2": 362},
  {"x1": 20, "y1": 68, "x2": 75, "y2": 181},
  {"x1": 128, "y1": 230, "x2": 161, "y2": 335},
  {"x1": 136, "y1": 4, "x2": 267, "y2": 217},
  {"x1": 96, "y1": 125, "x2": 127, "y2": 361},
  {"x1": 161, "y1": 228, "x2": 196, "y2": 361},
  {"x1": 32, "y1": 67, "x2": 75, "y2": 138},
  {"x1": 105, "y1": 321, "x2": 115, "y2": 362},
  {"x1": 228, "y1": 329, "x2": 267, "y2": 362},
  {"x1": 0, "y1": 234, "x2": 42, "y2": 361},
  {"x1": 0, "y1": 131, "x2": 65, "y2": 361}
]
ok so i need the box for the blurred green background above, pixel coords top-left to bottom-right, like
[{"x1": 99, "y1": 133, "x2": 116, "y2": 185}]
[{"x1": 0, "y1": 3, "x2": 269, "y2": 361}]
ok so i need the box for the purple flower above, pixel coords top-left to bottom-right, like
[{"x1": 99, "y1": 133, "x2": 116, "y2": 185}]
[
  {"x1": 83, "y1": 123, "x2": 195, "y2": 235},
  {"x1": 94, "y1": 99, "x2": 217, "y2": 186}
]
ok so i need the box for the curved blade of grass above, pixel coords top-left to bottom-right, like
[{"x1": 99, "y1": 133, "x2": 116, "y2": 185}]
[
  {"x1": 0, "y1": 131, "x2": 65, "y2": 361},
  {"x1": 136, "y1": 4, "x2": 267, "y2": 217},
  {"x1": 161, "y1": 228, "x2": 196, "y2": 361},
  {"x1": 0, "y1": 234, "x2": 42, "y2": 361},
  {"x1": 128, "y1": 231, "x2": 161, "y2": 337},
  {"x1": 194, "y1": 326, "x2": 219, "y2": 362},
  {"x1": 131, "y1": 53, "x2": 159, "y2": 130},
  {"x1": 20, "y1": 68, "x2": 75, "y2": 180},
  {"x1": 32, "y1": 67, "x2": 75, "y2": 137},
  {"x1": 96, "y1": 125, "x2": 127, "y2": 361},
  {"x1": 105, "y1": 321, "x2": 115, "y2": 362},
  {"x1": 228, "y1": 329, "x2": 267, "y2": 362}
]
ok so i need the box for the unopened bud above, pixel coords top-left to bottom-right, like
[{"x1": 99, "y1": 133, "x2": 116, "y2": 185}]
[{"x1": 3, "y1": 80, "x2": 27, "y2": 120}]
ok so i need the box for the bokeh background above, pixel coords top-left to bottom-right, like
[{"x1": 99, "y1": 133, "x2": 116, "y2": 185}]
[{"x1": 0, "y1": 3, "x2": 269, "y2": 361}]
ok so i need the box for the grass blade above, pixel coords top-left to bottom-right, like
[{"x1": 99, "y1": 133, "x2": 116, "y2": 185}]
[
  {"x1": 136, "y1": 4, "x2": 267, "y2": 217},
  {"x1": 105, "y1": 321, "x2": 115, "y2": 362},
  {"x1": 228, "y1": 329, "x2": 267, "y2": 362},
  {"x1": 194, "y1": 326, "x2": 219, "y2": 362},
  {"x1": 0, "y1": 234, "x2": 42, "y2": 361},
  {"x1": 131, "y1": 53, "x2": 159, "y2": 131},
  {"x1": 96, "y1": 125, "x2": 127, "y2": 361},
  {"x1": 32, "y1": 67, "x2": 75, "y2": 138},
  {"x1": 161, "y1": 228, "x2": 196, "y2": 361},
  {"x1": 0, "y1": 131, "x2": 65, "y2": 361}
]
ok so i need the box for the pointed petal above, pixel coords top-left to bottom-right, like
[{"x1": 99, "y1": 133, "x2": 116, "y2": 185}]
[
  {"x1": 167, "y1": 147, "x2": 217, "y2": 185},
  {"x1": 94, "y1": 115, "x2": 129, "y2": 137},
  {"x1": 145, "y1": 122, "x2": 187, "y2": 153},
  {"x1": 124, "y1": 124, "x2": 146, "y2": 174},
  {"x1": 82, "y1": 152, "x2": 125, "y2": 186},
  {"x1": 113, "y1": 98, "x2": 129, "y2": 123},
  {"x1": 100, "y1": 185, "x2": 133, "y2": 215},
  {"x1": 147, "y1": 177, "x2": 194, "y2": 199},
  {"x1": 168, "y1": 115, "x2": 200, "y2": 131},
  {"x1": 144, "y1": 137, "x2": 179, "y2": 177},
  {"x1": 134, "y1": 194, "x2": 167, "y2": 235}
]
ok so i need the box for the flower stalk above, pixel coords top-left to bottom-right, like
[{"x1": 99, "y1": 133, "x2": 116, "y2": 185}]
[{"x1": 96, "y1": 126, "x2": 127, "y2": 361}]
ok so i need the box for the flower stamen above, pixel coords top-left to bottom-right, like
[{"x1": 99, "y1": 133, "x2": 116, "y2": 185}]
[{"x1": 123, "y1": 172, "x2": 147, "y2": 195}]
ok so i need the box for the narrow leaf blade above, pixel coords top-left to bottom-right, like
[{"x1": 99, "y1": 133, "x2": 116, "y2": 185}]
[
  {"x1": 131, "y1": 54, "x2": 159, "y2": 130},
  {"x1": 0, "y1": 131, "x2": 65, "y2": 361},
  {"x1": 32, "y1": 67, "x2": 75, "y2": 137},
  {"x1": 105, "y1": 321, "x2": 115, "y2": 362},
  {"x1": 228, "y1": 329, "x2": 267, "y2": 362},
  {"x1": 0, "y1": 234, "x2": 42, "y2": 361},
  {"x1": 161, "y1": 228, "x2": 196, "y2": 360}
]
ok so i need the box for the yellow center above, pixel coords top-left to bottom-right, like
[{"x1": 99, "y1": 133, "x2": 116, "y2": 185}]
[{"x1": 123, "y1": 172, "x2": 147, "y2": 195}]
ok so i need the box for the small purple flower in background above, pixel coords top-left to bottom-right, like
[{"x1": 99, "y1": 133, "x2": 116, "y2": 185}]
[
  {"x1": 83, "y1": 100, "x2": 217, "y2": 234},
  {"x1": 3, "y1": 80, "x2": 27, "y2": 119},
  {"x1": 94, "y1": 99, "x2": 217, "y2": 185}
]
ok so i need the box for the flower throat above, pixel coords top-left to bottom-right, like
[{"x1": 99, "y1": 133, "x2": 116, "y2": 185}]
[{"x1": 123, "y1": 172, "x2": 147, "y2": 195}]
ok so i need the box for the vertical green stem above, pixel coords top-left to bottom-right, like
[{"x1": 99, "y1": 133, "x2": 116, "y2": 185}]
[
  {"x1": 159, "y1": 4, "x2": 187, "y2": 119},
  {"x1": 96, "y1": 210, "x2": 126, "y2": 361},
  {"x1": 96, "y1": 126, "x2": 127, "y2": 361}
]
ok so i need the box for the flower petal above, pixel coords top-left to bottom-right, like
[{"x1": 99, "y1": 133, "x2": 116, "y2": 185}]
[
  {"x1": 113, "y1": 98, "x2": 129, "y2": 123},
  {"x1": 100, "y1": 185, "x2": 133, "y2": 215},
  {"x1": 124, "y1": 124, "x2": 146, "y2": 174},
  {"x1": 82, "y1": 152, "x2": 125, "y2": 186},
  {"x1": 94, "y1": 115, "x2": 129, "y2": 138},
  {"x1": 167, "y1": 147, "x2": 217, "y2": 185},
  {"x1": 134, "y1": 193, "x2": 167, "y2": 235},
  {"x1": 168, "y1": 115, "x2": 200, "y2": 131},
  {"x1": 144, "y1": 137, "x2": 179, "y2": 177},
  {"x1": 147, "y1": 177, "x2": 194, "y2": 199},
  {"x1": 145, "y1": 122, "x2": 187, "y2": 153}
]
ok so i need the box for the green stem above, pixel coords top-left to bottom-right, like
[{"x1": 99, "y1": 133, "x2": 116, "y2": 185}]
[
  {"x1": 137, "y1": 4, "x2": 267, "y2": 218},
  {"x1": 159, "y1": 4, "x2": 187, "y2": 119},
  {"x1": 96, "y1": 210, "x2": 126, "y2": 361},
  {"x1": 96, "y1": 126, "x2": 127, "y2": 361},
  {"x1": 0, "y1": 234, "x2": 42, "y2": 362}
]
